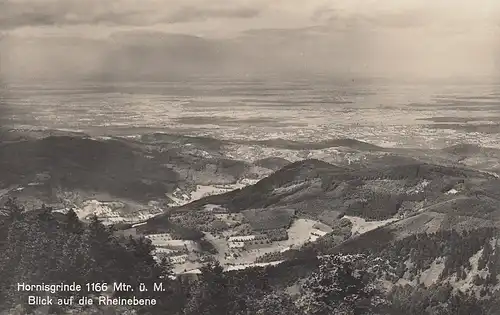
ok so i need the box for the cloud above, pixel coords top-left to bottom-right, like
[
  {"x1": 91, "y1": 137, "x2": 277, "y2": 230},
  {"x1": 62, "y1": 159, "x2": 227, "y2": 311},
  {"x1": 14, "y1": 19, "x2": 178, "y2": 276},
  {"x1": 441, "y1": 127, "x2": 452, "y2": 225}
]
[
  {"x1": 2, "y1": 0, "x2": 500, "y2": 83},
  {"x1": 163, "y1": 7, "x2": 260, "y2": 24},
  {"x1": 0, "y1": 0, "x2": 261, "y2": 30},
  {"x1": 312, "y1": 0, "x2": 500, "y2": 32},
  {"x1": 4, "y1": 0, "x2": 500, "y2": 35}
]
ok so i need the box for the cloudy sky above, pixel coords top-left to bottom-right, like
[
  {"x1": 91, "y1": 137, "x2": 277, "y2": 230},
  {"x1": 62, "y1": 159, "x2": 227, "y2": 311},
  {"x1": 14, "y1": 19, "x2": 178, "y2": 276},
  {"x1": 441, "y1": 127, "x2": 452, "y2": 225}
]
[
  {"x1": 2, "y1": 0, "x2": 500, "y2": 37},
  {"x1": 2, "y1": 0, "x2": 500, "y2": 81}
]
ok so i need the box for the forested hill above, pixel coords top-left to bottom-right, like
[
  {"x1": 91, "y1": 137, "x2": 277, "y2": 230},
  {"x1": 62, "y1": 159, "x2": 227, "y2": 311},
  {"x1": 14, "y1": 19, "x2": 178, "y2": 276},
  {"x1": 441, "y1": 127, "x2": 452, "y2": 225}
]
[
  {"x1": 152, "y1": 158, "x2": 499, "y2": 223},
  {"x1": 0, "y1": 134, "x2": 256, "y2": 209},
  {"x1": 2, "y1": 199, "x2": 500, "y2": 315}
]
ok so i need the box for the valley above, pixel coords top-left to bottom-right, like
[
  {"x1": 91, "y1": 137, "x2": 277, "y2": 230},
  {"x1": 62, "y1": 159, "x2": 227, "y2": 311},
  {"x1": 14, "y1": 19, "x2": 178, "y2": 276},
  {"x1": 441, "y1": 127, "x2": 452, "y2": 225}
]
[{"x1": 2, "y1": 128, "x2": 499, "y2": 297}]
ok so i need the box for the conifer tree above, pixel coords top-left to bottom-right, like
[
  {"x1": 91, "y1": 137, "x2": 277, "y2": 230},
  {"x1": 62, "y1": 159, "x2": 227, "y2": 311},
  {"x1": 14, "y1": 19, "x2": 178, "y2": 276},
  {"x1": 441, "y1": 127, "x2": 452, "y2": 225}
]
[
  {"x1": 298, "y1": 254, "x2": 389, "y2": 315},
  {"x1": 63, "y1": 208, "x2": 84, "y2": 234}
]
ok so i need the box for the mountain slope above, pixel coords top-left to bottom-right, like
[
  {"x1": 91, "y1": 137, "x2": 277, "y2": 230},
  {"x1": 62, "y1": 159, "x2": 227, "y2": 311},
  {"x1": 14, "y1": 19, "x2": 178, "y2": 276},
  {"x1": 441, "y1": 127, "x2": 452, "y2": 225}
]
[
  {"x1": 0, "y1": 135, "x2": 179, "y2": 204},
  {"x1": 160, "y1": 159, "x2": 497, "y2": 219},
  {"x1": 0, "y1": 132, "x2": 266, "y2": 210}
]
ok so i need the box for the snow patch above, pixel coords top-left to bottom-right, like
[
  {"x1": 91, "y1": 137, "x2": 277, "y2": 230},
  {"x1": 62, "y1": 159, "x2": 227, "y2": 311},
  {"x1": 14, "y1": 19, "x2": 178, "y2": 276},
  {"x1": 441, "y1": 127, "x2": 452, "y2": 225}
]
[
  {"x1": 286, "y1": 219, "x2": 322, "y2": 248},
  {"x1": 343, "y1": 215, "x2": 398, "y2": 235},
  {"x1": 190, "y1": 185, "x2": 227, "y2": 200},
  {"x1": 448, "y1": 248, "x2": 483, "y2": 293},
  {"x1": 273, "y1": 181, "x2": 310, "y2": 194},
  {"x1": 225, "y1": 261, "x2": 284, "y2": 272},
  {"x1": 419, "y1": 258, "x2": 445, "y2": 287},
  {"x1": 168, "y1": 179, "x2": 259, "y2": 207},
  {"x1": 406, "y1": 179, "x2": 430, "y2": 195}
]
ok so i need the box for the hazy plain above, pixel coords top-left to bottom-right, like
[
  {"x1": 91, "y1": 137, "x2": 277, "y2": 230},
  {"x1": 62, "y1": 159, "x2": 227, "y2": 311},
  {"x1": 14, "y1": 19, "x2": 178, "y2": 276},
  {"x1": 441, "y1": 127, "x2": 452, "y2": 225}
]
[{"x1": 2, "y1": 79, "x2": 500, "y2": 149}]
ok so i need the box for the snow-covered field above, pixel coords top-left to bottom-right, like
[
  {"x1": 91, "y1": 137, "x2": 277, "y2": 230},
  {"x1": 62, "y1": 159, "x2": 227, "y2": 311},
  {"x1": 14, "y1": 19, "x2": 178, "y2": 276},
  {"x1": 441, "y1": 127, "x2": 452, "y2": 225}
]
[
  {"x1": 71, "y1": 199, "x2": 160, "y2": 225},
  {"x1": 225, "y1": 261, "x2": 284, "y2": 272},
  {"x1": 189, "y1": 185, "x2": 238, "y2": 201},
  {"x1": 343, "y1": 215, "x2": 399, "y2": 235},
  {"x1": 168, "y1": 180, "x2": 260, "y2": 207}
]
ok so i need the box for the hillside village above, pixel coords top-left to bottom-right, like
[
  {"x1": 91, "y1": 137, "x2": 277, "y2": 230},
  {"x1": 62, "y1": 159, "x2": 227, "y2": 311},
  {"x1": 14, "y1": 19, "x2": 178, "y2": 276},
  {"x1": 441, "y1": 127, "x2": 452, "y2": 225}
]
[
  {"x1": 50, "y1": 177, "x2": 342, "y2": 274},
  {"x1": 137, "y1": 217, "x2": 335, "y2": 275},
  {"x1": 116, "y1": 198, "x2": 360, "y2": 276}
]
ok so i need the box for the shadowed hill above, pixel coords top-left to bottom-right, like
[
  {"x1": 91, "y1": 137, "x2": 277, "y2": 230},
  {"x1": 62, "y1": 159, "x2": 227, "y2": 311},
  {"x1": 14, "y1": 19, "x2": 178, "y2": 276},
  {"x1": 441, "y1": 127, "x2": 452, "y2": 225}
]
[
  {"x1": 155, "y1": 159, "x2": 348, "y2": 214},
  {"x1": 253, "y1": 157, "x2": 291, "y2": 171},
  {"x1": 0, "y1": 134, "x2": 255, "y2": 207},
  {"x1": 442, "y1": 143, "x2": 484, "y2": 155},
  {"x1": 299, "y1": 194, "x2": 500, "y2": 259},
  {"x1": 139, "y1": 132, "x2": 229, "y2": 151},
  {"x1": 149, "y1": 158, "x2": 499, "y2": 233},
  {"x1": 440, "y1": 143, "x2": 500, "y2": 172},
  {"x1": 0, "y1": 136, "x2": 179, "y2": 203}
]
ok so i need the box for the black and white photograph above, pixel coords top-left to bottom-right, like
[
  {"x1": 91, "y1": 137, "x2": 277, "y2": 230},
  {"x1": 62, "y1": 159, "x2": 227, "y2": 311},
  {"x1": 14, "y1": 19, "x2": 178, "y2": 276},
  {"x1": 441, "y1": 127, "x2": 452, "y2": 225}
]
[{"x1": 1, "y1": 0, "x2": 500, "y2": 314}]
